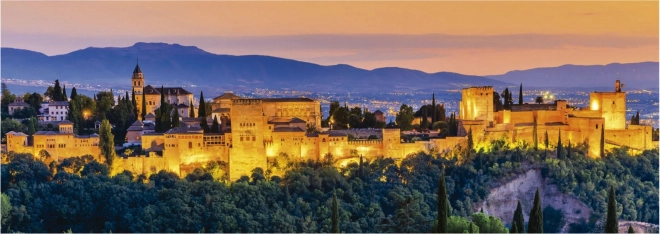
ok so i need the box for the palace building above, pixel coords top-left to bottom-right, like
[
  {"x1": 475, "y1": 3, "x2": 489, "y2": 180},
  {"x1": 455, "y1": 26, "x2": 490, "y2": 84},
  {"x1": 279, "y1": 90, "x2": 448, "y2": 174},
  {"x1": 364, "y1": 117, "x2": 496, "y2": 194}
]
[
  {"x1": 4, "y1": 64, "x2": 654, "y2": 180},
  {"x1": 458, "y1": 80, "x2": 654, "y2": 157}
]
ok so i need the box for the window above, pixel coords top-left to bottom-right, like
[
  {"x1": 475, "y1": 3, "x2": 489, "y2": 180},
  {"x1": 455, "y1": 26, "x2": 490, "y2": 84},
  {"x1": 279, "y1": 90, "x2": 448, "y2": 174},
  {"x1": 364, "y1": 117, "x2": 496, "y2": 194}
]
[
  {"x1": 596, "y1": 125, "x2": 598, "y2": 129},
  {"x1": 189, "y1": 142, "x2": 192, "y2": 149}
]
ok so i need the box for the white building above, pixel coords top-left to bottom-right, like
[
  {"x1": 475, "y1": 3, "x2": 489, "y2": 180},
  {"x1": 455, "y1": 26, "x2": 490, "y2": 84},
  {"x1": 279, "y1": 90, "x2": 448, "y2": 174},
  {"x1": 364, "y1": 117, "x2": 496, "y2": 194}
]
[{"x1": 38, "y1": 101, "x2": 69, "y2": 122}]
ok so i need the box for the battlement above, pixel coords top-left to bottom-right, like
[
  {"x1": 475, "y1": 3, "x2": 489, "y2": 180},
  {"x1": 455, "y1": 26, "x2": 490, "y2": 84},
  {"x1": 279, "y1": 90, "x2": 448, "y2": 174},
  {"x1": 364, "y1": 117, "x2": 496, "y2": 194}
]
[
  {"x1": 233, "y1": 99, "x2": 263, "y2": 105},
  {"x1": 462, "y1": 86, "x2": 493, "y2": 91},
  {"x1": 348, "y1": 140, "x2": 383, "y2": 145}
]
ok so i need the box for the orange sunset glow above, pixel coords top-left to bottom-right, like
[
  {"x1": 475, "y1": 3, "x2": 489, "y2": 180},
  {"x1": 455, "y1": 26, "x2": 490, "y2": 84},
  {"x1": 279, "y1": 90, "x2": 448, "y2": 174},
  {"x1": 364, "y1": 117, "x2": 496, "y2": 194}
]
[{"x1": 2, "y1": 1, "x2": 658, "y2": 75}]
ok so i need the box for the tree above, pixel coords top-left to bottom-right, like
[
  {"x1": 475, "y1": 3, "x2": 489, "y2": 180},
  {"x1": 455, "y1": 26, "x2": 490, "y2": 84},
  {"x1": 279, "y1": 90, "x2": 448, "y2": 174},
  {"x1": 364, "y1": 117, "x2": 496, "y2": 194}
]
[
  {"x1": 395, "y1": 104, "x2": 414, "y2": 131},
  {"x1": 535, "y1": 96, "x2": 544, "y2": 104},
  {"x1": 600, "y1": 124, "x2": 605, "y2": 157},
  {"x1": 512, "y1": 200, "x2": 525, "y2": 233},
  {"x1": 200, "y1": 117, "x2": 210, "y2": 133},
  {"x1": 533, "y1": 116, "x2": 538, "y2": 150},
  {"x1": 519, "y1": 83, "x2": 523, "y2": 105},
  {"x1": 605, "y1": 186, "x2": 618, "y2": 233},
  {"x1": 627, "y1": 224, "x2": 634, "y2": 233},
  {"x1": 1, "y1": 83, "x2": 16, "y2": 114},
  {"x1": 493, "y1": 91, "x2": 504, "y2": 112},
  {"x1": 421, "y1": 107, "x2": 429, "y2": 130},
  {"x1": 436, "y1": 173, "x2": 448, "y2": 233},
  {"x1": 467, "y1": 127, "x2": 474, "y2": 151},
  {"x1": 172, "y1": 108, "x2": 180, "y2": 128},
  {"x1": 431, "y1": 93, "x2": 436, "y2": 123},
  {"x1": 198, "y1": 92, "x2": 206, "y2": 117},
  {"x1": 527, "y1": 188, "x2": 543, "y2": 233},
  {"x1": 362, "y1": 110, "x2": 377, "y2": 128},
  {"x1": 331, "y1": 190, "x2": 340, "y2": 233},
  {"x1": 557, "y1": 130, "x2": 563, "y2": 160},
  {"x1": 472, "y1": 212, "x2": 509, "y2": 233},
  {"x1": 141, "y1": 91, "x2": 147, "y2": 120},
  {"x1": 26, "y1": 116, "x2": 37, "y2": 135},
  {"x1": 62, "y1": 85, "x2": 67, "y2": 100},
  {"x1": 211, "y1": 116, "x2": 220, "y2": 133},
  {"x1": 1, "y1": 118, "x2": 24, "y2": 140},
  {"x1": 567, "y1": 140, "x2": 571, "y2": 159},
  {"x1": 1, "y1": 193, "x2": 11, "y2": 227},
  {"x1": 95, "y1": 91, "x2": 115, "y2": 120},
  {"x1": 25, "y1": 92, "x2": 44, "y2": 113},
  {"x1": 52, "y1": 80, "x2": 65, "y2": 101},
  {"x1": 189, "y1": 99, "x2": 196, "y2": 118},
  {"x1": 131, "y1": 90, "x2": 138, "y2": 118},
  {"x1": 99, "y1": 119, "x2": 116, "y2": 169}
]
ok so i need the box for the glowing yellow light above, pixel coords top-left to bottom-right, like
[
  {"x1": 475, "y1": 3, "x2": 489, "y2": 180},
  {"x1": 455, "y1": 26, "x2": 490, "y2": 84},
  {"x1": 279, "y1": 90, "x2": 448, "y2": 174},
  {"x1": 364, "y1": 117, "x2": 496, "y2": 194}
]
[{"x1": 591, "y1": 100, "x2": 599, "y2": 111}]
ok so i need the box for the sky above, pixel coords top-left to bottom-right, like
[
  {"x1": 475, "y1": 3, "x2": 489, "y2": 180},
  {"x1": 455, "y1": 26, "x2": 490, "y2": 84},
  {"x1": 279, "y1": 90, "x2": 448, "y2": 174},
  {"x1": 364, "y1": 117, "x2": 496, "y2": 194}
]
[{"x1": 2, "y1": 1, "x2": 658, "y2": 75}]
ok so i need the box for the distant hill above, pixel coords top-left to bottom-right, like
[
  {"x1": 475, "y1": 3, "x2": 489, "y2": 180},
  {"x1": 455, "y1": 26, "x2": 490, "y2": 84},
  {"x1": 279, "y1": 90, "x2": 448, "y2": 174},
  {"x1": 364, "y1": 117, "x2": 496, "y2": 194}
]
[
  {"x1": 486, "y1": 62, "x2": 659, "y2": 89},
  {"x1": 1, "y1": 42, "x2": 506, "y2": 93}
]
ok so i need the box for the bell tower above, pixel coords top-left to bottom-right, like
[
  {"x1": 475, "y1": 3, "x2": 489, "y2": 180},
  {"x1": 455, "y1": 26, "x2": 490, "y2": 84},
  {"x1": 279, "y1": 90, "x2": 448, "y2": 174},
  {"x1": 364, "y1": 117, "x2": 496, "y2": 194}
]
[{"x1": 132, "y1": 61, "x2": 145, "y2": 118}]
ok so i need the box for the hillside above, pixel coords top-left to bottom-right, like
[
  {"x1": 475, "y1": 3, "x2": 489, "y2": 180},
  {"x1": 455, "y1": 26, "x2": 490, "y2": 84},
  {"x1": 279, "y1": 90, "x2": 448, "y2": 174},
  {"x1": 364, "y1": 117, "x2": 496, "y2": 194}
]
[
  {"x1": 1, "y1": 42, "x2": 506, "y2": 92},
  {"x1": 486, "y1": 62, "x2": 659, "y2": 89}
]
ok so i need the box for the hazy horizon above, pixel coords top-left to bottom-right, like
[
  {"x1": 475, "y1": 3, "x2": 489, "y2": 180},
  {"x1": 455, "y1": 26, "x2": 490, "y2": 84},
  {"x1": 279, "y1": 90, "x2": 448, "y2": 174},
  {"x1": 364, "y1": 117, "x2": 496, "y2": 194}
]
[{"x1": 2, "y1": 1, "x2": 658, "y2": 76}]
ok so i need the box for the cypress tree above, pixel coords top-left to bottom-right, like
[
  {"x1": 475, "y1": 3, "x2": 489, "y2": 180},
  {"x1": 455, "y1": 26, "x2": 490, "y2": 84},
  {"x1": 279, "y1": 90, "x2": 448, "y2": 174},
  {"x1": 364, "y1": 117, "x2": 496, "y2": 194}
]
[
  {"x1": 467, "y1": 127, "x2": 474, "y2": 151},
  {"x1": 422, "y1": 107, "x2": 429, "y2": 129},
  {"x1": 172, "y1": 108, "x2": 180, "y2": 128},
  {"x1": 132, "y1": 90, "x2": 138, "y2": 118},
  {"x1": 200, "y1": 117, "x2": 209, "y2": 133},
  {"x1": 211, "y1": 115, "x2": 220, "y2": 133},
  {"x1": 544, "y1": 131, "x2": 549, "y2": 159},
  {"x1": 62, "y1": 85, "x2": 67, "y2": 100},
  {"x1": 533, "y1": 116, "x2": 538, "y2": 150},
  {"x1": 512, "y1": 200, "x2": 525, "y2": 233},
  {"x1": 469, "y1": 222, "x2": 474, "y2": 233},
  {"x1": 27, "y1": 116, "x2": 36, "y2": 135},
  {"x1": 480, "y1": 207, "x2": 483, "y2": 213},
  {"x1": 70, "y1": 87, "x2": 78, "y2": 100},
  {"x1": 527, "y1": 188, "x2": 543, "y2": 233},
  {"x1": 627, "y1": 224, "x2": 634, "y2": 233},
  {"x1": 331, "y1": 190, "x2": 340, "y2": 233},
  {"x1": 141, "y1": 91, "x2": 147, "y2": 121},
  {"x1": 431, "y1": 93, "x2": 436, "y2": 123},
  {"x1": 99, "y1": 119, "x2": 116, "y2": 167},
  {"x1": 53, "y1": 80, "x2": 63, "y2": 101},
  {"x1": 436, "y1": 173, "x2": 448, "y2": 233},
  {"x1": 189, "y1": 99, "x2": 196, "y2": 118},
  {"x1": 605, "y1": 186, "x2": 619, "y2": 233},
  {"x1": 519, "y1": 83, "x2": 523, "y2": 105},
  {"x1": 600, "y1": 124, "x2": 605, "y2": 157},
  {"x1": 557, "y1": 130, "x2": 563, "y2": 160},
  {"x1": 198, "y1": 92, "x2": 206, "y2": 117},
  {"x1": 502, "y1": 88, "x2": 509, "y2": 109},
  {"x1": 567, "y1": 140, "x2": 571, "y2": 159}
]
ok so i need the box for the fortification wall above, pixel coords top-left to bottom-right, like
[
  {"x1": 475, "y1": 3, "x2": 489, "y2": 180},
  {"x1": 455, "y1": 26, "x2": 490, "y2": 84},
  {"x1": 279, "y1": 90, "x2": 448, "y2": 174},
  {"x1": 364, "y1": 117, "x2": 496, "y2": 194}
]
[
  {"x1": 123, "y1": 156, "x2": 167, "y2": 176},
  {"x1": 460, "y1": 86, "x2": 494, "y2": 122}
]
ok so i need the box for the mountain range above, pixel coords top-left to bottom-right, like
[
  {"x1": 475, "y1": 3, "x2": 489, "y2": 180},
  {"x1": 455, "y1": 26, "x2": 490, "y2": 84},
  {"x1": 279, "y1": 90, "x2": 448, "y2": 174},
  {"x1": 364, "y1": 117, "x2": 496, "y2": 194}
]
[{"x1": 1, "y1": 42, "x2": 657, "y2": 92}]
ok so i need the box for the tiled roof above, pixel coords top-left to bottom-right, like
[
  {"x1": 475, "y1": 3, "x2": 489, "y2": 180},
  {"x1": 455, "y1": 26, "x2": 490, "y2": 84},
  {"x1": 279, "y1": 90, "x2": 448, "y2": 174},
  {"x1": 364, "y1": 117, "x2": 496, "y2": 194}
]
[
  {"x1": 59, "y1": 120, "x2": 74, "y2": 125},
  {"x1": 213, "y1": 93, "x2": 241, "y2": 100},
  {"x1": 6, "y1": 131, "x2": 27, "y2": 136},
  {"x1": 177, "y1": 103, "x2": 189, "y2": 108},
  {"x1": 328, "y1": 132, "x2": 348, "y2": 137},
  {"x1": 133, "y1": 64, "x2": 142, "y2": 73},
  {"x1": 373, "y1": 110, "x2": 384, "y2": 115},
  {"x1": 50, "y1": 101, "x2": 69, "y2": 106},
  {"x1": 269, "y1": 117, "x2": 307, "y2": 124},
  {"x1": 290, "y1": 117, "x2": 306, "y2": 123},
  {"x1": 165, "y1": 126, "x2": 204, "y2": 134},
  {"x1": 145, "y1": 113, "x2": 156, "y2": 118},
  {"x1": 143, "y1": 85, "x2": 192, "y2": 95}
]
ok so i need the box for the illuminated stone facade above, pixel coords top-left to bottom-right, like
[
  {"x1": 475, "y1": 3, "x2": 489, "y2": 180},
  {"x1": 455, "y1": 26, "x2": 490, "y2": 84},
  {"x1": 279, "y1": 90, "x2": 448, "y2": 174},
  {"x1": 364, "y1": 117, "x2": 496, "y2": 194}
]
[
  {"x1": 6, "y1": 121, "x2": 101, "y2": 161},
  {"x1": 458, "y1": 80, "x2": 654, "y2": 158}
]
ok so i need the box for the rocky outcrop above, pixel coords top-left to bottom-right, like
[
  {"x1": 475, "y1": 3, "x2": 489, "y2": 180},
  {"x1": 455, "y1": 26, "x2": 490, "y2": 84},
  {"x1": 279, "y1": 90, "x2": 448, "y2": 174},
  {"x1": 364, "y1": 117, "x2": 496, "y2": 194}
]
[{"x1": 478, "y1": 169, "x2": 591, "y2": 232}]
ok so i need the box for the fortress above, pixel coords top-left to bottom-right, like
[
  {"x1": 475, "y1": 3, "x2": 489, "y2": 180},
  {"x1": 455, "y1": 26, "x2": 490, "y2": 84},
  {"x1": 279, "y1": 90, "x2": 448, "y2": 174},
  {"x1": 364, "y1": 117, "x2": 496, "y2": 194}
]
[
  {"x1": 4, "y1": 65, "x2": 655, "y2": 180},
  {"x1": 458, "y1": 81, "x2": 654, "y2": 157}
]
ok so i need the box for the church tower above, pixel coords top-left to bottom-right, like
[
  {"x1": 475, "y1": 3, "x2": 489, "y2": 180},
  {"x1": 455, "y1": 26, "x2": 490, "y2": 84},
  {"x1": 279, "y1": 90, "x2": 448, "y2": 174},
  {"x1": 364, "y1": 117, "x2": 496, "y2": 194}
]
[{"x1": 132, "y1": 62, "x2": 145, "y2": 118}]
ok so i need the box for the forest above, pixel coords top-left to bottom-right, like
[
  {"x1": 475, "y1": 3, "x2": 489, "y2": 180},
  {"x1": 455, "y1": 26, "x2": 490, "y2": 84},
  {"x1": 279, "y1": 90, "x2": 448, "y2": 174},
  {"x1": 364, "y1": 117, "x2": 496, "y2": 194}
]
[{"x1": 1, "y1": 142, "x2": 658, "y2": 233}]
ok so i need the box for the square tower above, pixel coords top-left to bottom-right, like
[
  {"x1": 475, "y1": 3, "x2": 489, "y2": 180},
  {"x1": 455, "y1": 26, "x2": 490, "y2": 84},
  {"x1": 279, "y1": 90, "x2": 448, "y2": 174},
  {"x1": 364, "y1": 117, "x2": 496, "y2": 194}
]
[
  {"x1": 589, "y1": 80, "x2": 626, "y2": 130},
  {"x1": 228, "y1": 99, "x2": 267, "y2": 180},
  {"x1": 459, "y1": 86, "x2": 494, "y2": 123}
]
